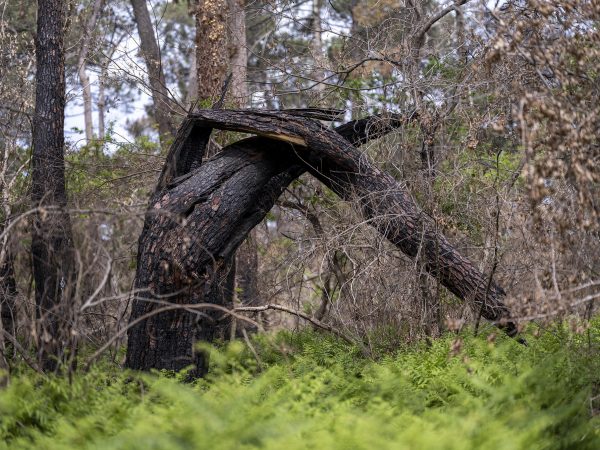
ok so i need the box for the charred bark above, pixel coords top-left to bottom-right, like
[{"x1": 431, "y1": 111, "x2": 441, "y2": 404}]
[
  {"x1": 126, "y1": 109, "x2": 518, "y2": 376},
  {"x1": 126, "y1": 140, "x2": 303, "y2": 375}
]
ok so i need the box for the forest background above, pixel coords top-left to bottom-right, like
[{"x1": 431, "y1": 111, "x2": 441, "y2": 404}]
[{"x1": 0, "y1": 0, "x2": 598, "y2": 447}]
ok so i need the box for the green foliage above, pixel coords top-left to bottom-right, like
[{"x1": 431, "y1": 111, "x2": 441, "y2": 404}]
[
  {"x1": 0, "y1": 323, "x2": 598, "y2": 449},
  {"x1": 433, "y1": 144, "x2": 523, "y2": 241},
  {"x1": 64, "y1": 135, "x2": 162, "y2": 203},
  {"x1": 423, "y1": 56, "x2": 460, "y2": 81}
]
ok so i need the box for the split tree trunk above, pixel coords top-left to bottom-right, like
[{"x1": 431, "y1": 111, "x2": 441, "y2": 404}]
[
  {"x1": 183, "y1": 110, "x2": 518, "y2": 334},
  {"x1": 125, "y1": 129, "x2": 303, "y2": 375},
  {"x1": 126, "y1": 109, "x2": 518, "y2": 376},
  {"x1": 32, "y1": 0, "x2": 77, "y2": 372}
]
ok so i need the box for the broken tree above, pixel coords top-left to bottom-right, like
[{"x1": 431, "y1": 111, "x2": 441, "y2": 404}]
[{"x1": 125, "y1": 109, "x2": 518, "y2": 376}]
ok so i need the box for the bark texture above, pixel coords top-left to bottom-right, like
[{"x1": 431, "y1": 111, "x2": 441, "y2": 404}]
[
  {"x1": 195, "y1": 0, "x2": 229, "y2": 103},
  {"x1": 77, "y1": 0, "x2": 104, "y2": 143},
  {"x1": 32, "y1": 0, "x2": 77, "y2": 371},
  {"x1": 311, "y1": 0, "x2": 325, "y2": 91},
  {"x1": 126, "y1": 135, "x2": 303, "y2": 375},
  {"x1": 186, "y1": 110, "x2": 518, "y2": 334},
  {"x1": 227, "y1": 0, "x2": 248, "y2": 104},
  {"x1": 224, "y1": 0, "x2": 261, "y2": 323}
]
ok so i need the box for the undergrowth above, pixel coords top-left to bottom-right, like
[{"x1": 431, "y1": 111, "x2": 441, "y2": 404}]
[{"x1": 0, "y1": 322, "x2": 599, "y2": 449}]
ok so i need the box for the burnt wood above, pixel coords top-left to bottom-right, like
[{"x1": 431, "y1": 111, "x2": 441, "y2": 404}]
[
  {"x1": 126, "y1": 140, "x2": 304, "y2": 375},
  {"x1": 126, "y1": 110, "x2": 517, "y2": 376},
  {"x1": 186, "y1": 109, "x2": 517, "y2": 333},
  {"x1": 31, "y1": 0, "x2": 77, "y2": 371}
]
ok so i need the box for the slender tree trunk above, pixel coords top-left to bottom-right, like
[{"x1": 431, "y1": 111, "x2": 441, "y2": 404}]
[
  {"x1": 130, "y1": 0, "x2": 176, "y2": 145},
  {"x1": 32, "y1": 0, "x2": 77, "y2": 372},
  {"x1": 78, "y1": 64, "x2": 94, "y2": 142},
  {"x1": 186, "y1": 46, "x2": 198, "y2": 106},
  {"x1": 97, "y1": 65, "x2": 106, "y2": 139},
  {"x1": 311, "y1": 0, "x2": 325, "y2": 92},
  {"x1": 77, "y1": 0, "x2": 104, "y2": 143},
  {"x1": 226, "y1": 0, "x2": 261, "y2": 320}
]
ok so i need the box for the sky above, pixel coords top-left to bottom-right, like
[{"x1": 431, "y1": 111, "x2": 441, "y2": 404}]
[{"x1": 63, "y1": 0, "x2": 506, "y2": 153}]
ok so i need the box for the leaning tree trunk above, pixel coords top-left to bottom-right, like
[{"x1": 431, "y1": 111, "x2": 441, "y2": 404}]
[
  {"x1": 32, "y1": 0, "x2": 77, "y2": 372},
  {"x1": 126, "y1": 109, "x2": 518, "y2": 376},
  {"x1": 183, "y1": 109, "x2": 519, "y2": 334}
]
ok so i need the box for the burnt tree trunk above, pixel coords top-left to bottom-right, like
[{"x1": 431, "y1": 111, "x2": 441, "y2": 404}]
[
  {"x1": 126, "y1": 109, "x2": 518, "y2": 376},
  {"x1": 125, "y1": 134, "x2": 303, "y2": 375},
  {"x1": 185, "y1": 110, "x2": 518, "y2": 335},
  {"x1": 32, "y1": 0, "x2": 77, "y2": 372}
]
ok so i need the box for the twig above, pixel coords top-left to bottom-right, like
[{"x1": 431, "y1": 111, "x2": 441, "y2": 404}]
[
  {"x1": 85, "y1": 302, "x2": 261, "y2": 370},
  {"x1": 234, "y1": 304, "x2": 359, "y2": 348}
]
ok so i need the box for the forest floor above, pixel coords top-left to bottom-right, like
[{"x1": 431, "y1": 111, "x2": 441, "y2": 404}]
[{"x1": 1, "y1": 321, "x2": 599, "y2": 449}]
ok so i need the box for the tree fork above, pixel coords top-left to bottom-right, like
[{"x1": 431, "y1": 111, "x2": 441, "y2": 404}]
[{"x1": 125, "y1": 139, "x2": 304, "y2": 375}]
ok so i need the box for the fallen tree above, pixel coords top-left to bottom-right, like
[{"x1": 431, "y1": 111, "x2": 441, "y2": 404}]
[{"x1": 125, "y1": 109, "x2": 518, "y2": 376}]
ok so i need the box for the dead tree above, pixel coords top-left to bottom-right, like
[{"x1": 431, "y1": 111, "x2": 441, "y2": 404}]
[{"x1": 126, "y1": 109, "x2": 518, "y2": 376}]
